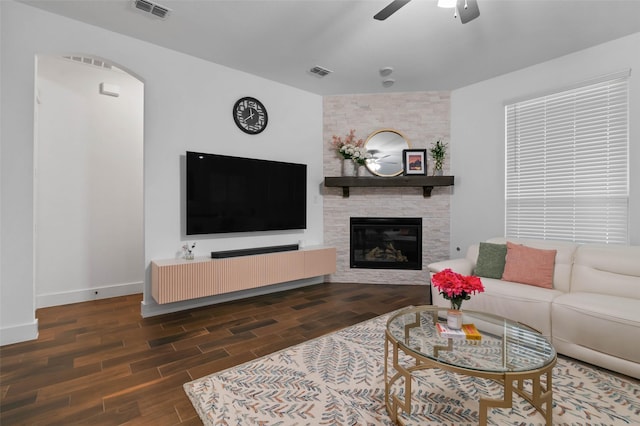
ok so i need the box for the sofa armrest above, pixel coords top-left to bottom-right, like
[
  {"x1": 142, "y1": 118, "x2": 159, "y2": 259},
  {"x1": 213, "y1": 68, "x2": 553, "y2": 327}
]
[{"x1": 427, "y1": 258, "x2": 475, "y2": 276}]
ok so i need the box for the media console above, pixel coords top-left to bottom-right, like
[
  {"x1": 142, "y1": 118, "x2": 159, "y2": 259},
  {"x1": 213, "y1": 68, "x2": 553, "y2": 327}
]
[{"x1": 151, "y1": 246, "x2": 336, "y2": 304}]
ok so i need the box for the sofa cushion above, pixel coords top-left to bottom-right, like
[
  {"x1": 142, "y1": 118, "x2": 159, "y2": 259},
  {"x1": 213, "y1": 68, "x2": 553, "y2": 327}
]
[
  {"x1": 552, "y1": 292, "x2": 640, "y2": 364},
  {"x1": 571, "y1": 244, "x2": 640, "y2": 298},
  {"x1": 474, "y1": 242, "x2": 507, "y2": 279},
  {"x1": 431, "y1": 277, "x2": 562, "y2": 337},
  {"x1": 501, "y1": 242, "x2": 557, "y2": 289}
]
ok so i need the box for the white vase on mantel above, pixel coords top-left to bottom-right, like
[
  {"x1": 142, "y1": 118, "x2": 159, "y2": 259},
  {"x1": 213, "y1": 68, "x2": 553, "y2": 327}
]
[
  {"x1": 342, "y1": 158, "x2": 356, "y2": 176},
  {"x1": 356, "y1": 163, "x2": 369, "y2": 176}
]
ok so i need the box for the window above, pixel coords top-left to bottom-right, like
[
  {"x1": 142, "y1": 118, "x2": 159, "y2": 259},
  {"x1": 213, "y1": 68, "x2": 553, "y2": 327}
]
[{"x1": 505, "y1": 72, "x2": 629, "y2": 244}]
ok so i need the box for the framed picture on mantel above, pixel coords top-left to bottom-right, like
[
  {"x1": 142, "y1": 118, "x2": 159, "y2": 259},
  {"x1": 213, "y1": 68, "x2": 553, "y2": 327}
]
[{"x1": 402, "y1": 149, "x2": 427, "y2": 175}]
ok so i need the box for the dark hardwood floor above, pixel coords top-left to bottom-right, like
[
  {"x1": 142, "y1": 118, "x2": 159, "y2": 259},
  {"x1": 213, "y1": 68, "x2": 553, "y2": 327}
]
[{"x1": 0, "y1": 282, "x2": 430, "y2": 425}]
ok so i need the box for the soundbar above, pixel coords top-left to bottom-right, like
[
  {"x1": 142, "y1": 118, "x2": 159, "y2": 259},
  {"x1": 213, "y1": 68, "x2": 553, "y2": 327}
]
[{"x1": 211, "y1": 244, "x2": 299, "y2": 259}]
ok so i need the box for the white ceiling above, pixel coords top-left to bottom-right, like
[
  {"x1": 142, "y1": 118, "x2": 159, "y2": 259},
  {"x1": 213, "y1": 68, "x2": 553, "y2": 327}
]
[{"x1": 20, "y1": 0, "x2": 640, "y2": 95}]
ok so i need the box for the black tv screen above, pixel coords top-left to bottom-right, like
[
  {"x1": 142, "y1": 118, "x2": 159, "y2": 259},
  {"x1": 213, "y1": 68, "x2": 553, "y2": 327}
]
[{"x1": 186, "y1": 151, "x2": 307, "y2": 235}]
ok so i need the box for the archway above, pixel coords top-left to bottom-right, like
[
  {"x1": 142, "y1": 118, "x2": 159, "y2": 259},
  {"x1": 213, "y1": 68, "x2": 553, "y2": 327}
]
[{"x1": 34, "y1": 54, "x2": 144, "y2": 308}]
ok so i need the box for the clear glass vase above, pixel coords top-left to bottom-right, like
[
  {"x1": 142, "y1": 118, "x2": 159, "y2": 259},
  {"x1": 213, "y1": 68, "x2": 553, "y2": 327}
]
[
  {"x1": 447, "y1": 298, "x2": 463, "y2": 329},
  {"x1": 447, "y1": 309, "x2": 462, "y2": 329}
]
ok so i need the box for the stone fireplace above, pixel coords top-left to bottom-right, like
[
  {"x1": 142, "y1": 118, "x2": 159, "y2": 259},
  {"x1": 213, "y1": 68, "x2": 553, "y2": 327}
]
[
  {"x1": 350, "y1": 217, "x2": 422, "y2": 270},
  {"x1": 323, "y1": 91, "x2": 451, "y2": 285}
]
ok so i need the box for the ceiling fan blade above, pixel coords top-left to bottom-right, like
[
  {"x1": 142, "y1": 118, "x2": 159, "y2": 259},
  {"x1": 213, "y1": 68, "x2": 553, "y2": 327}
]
[
  {"x1": 374, "y1": 0, "x2": 411, "y2": 21},
  {"x1": 458, "y1": 0, "x2": 480, "y2": 24}
]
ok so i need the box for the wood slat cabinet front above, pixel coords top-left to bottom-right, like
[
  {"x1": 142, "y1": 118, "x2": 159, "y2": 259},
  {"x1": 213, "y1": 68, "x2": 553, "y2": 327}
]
[{"x1": 151, "y1": 246, "x2": 336, "y2": 304}]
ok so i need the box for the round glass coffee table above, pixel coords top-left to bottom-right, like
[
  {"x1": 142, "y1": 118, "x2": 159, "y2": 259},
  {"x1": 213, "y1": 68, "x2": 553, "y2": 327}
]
[{"x1": 385, "y1": 306, "x2": 556, "y2": 425}]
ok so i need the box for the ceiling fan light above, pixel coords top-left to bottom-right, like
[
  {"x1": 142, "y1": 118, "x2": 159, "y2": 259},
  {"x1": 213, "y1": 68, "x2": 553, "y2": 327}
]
[{"x1": 437, "y1": 0, "x2": 457, "y2": 8}]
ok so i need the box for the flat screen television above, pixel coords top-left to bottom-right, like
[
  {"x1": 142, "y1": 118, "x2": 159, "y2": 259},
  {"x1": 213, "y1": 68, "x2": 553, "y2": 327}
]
[{"x1": 186, "y1": 151, "x2": 307, "y2": 235}]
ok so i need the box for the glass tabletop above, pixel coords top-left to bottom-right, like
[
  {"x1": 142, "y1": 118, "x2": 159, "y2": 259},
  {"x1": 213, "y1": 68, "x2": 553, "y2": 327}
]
[{"x1": 386, "y1": 306, "x2": 556, "y2": 373}]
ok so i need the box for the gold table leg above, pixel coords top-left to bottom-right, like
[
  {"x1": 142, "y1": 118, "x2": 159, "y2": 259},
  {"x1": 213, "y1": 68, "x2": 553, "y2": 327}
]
[
  {"x1": 479, "y1": 366, "x2": 554, "y2": 426},
  {"x1": 385, "y1": 334, "x2": 413, "y2": 423},
  {"x1": 386, "y1": 328, "x2": 556, "y2": 425}
]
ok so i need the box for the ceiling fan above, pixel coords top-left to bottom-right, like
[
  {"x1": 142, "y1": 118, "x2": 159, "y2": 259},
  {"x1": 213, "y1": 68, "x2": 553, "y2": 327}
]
[{"x1": 374, "y1": 0, "x2": 480, "y2": 24}]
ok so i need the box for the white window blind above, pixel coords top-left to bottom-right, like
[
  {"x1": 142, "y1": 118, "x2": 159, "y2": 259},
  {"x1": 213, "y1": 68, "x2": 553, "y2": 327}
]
[{"x1": 505, "y1": 73, "x2": 629, "y2": 244}]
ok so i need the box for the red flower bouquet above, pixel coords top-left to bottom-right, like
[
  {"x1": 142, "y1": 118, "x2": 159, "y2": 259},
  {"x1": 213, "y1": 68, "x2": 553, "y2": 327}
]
[{"x1": 431, "y1": 268, "x2": 484, "y2": 310}]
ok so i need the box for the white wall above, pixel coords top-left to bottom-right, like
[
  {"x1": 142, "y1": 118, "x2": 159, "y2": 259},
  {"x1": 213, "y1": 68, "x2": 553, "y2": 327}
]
[
  {"x1": 450, "y1": 32, "x2": 640, "y2": 256},
  {"x1": 35, "y1": 56, "x2": 144, "y2": 307},
  {"x1": 0, "y1": 1, "x2": 323, "y2": 344}
]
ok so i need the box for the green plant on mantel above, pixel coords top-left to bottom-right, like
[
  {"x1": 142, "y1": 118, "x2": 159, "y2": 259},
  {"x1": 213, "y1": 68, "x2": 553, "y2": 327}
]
[{"x1": 429, "y1": 140, "x2": 447, "y2": 175}]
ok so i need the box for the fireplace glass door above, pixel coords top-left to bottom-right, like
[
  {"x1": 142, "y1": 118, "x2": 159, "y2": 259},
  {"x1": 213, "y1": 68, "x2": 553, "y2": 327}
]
[{"x1": 350, "y1": 217, "x2": 422, "y2": 270}]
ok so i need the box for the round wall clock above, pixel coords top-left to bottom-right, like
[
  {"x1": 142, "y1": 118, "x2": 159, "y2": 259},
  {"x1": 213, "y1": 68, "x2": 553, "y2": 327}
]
[{"x1": 233, "y1": 97, "x2": 268, "y2": 134}]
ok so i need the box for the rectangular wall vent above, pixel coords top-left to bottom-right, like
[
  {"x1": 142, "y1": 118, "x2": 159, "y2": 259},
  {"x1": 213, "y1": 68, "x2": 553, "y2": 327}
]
[
  {"x1": 309, "y1": 65, "x2": 333, "y2": 78},
  {"x1": 133, "y1": 0, "x2": 170, "y2": 19},
  {"x1": 99, "y1": 83, "x2": 121, "y2": 97}
]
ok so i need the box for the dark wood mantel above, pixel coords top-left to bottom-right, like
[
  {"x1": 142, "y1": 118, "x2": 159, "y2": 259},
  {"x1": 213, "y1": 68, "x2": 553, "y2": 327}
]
[{"x1": 324, "y1": 175, "x2": 454, "y2": 198}]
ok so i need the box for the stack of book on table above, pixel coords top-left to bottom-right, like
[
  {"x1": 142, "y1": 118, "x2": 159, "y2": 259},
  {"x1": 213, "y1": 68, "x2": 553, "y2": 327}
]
[{"x1": 436, "y1": 323, "x2": 482, "y2": 340}]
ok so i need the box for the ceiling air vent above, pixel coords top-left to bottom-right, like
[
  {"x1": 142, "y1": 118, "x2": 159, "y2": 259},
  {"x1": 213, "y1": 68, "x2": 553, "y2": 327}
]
[
  {"x1": 309, "y1": 65, "x2": 333, "y2": 78},
  {"x1": 133, "y1": 0, "x2": 171, "y2": 19}
]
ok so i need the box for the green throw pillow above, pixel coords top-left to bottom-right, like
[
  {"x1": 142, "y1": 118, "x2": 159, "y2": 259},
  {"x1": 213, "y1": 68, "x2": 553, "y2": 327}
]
[{"x1": 474, "y1": 242, "x2": 507, "y2": 279}]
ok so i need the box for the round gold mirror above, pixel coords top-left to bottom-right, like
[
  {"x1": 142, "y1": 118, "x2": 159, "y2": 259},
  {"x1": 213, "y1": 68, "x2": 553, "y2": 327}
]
[{"x1": 364, "y1": 129, "x2": 410, "y2": 177}]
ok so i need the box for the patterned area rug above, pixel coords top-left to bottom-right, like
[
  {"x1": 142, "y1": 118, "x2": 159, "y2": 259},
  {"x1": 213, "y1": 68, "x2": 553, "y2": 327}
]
[{"x1": 184, "y1": 311, "x2": 640, "y2": 425}]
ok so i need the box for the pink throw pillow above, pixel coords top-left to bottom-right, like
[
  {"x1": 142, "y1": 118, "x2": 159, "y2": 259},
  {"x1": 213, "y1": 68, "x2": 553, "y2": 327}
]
[{"x1": 501, "y1": 242, "x2": 557, "y2": 289}]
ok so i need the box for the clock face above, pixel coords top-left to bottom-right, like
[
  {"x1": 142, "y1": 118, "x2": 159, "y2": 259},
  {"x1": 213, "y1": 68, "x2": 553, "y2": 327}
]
[{"x1": 233, "y1": 97, "x2": 268, "y2": 134}]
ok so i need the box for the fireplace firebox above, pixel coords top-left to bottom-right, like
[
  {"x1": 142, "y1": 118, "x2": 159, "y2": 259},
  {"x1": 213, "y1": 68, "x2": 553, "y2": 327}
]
[{"x1": 350, "y1": 217, "x2": 422, "y2": 270}]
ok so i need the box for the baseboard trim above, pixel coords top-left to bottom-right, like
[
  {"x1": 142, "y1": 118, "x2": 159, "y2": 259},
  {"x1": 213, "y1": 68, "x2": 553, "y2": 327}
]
[
  {"x1": 0, "y1": 319, "x2": 39, "y2": 346},
  {"x1": 36, "y1": 281, "x2": 143, "y2": 309},
  {"x1": 141, "y1": 277, "x2": 322, "y2": 318}
]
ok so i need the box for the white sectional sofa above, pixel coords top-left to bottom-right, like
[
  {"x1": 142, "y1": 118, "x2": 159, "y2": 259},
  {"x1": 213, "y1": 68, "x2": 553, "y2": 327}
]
[{"x1": 428, "y1": 237, "x2": 640, "y2": 379}]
